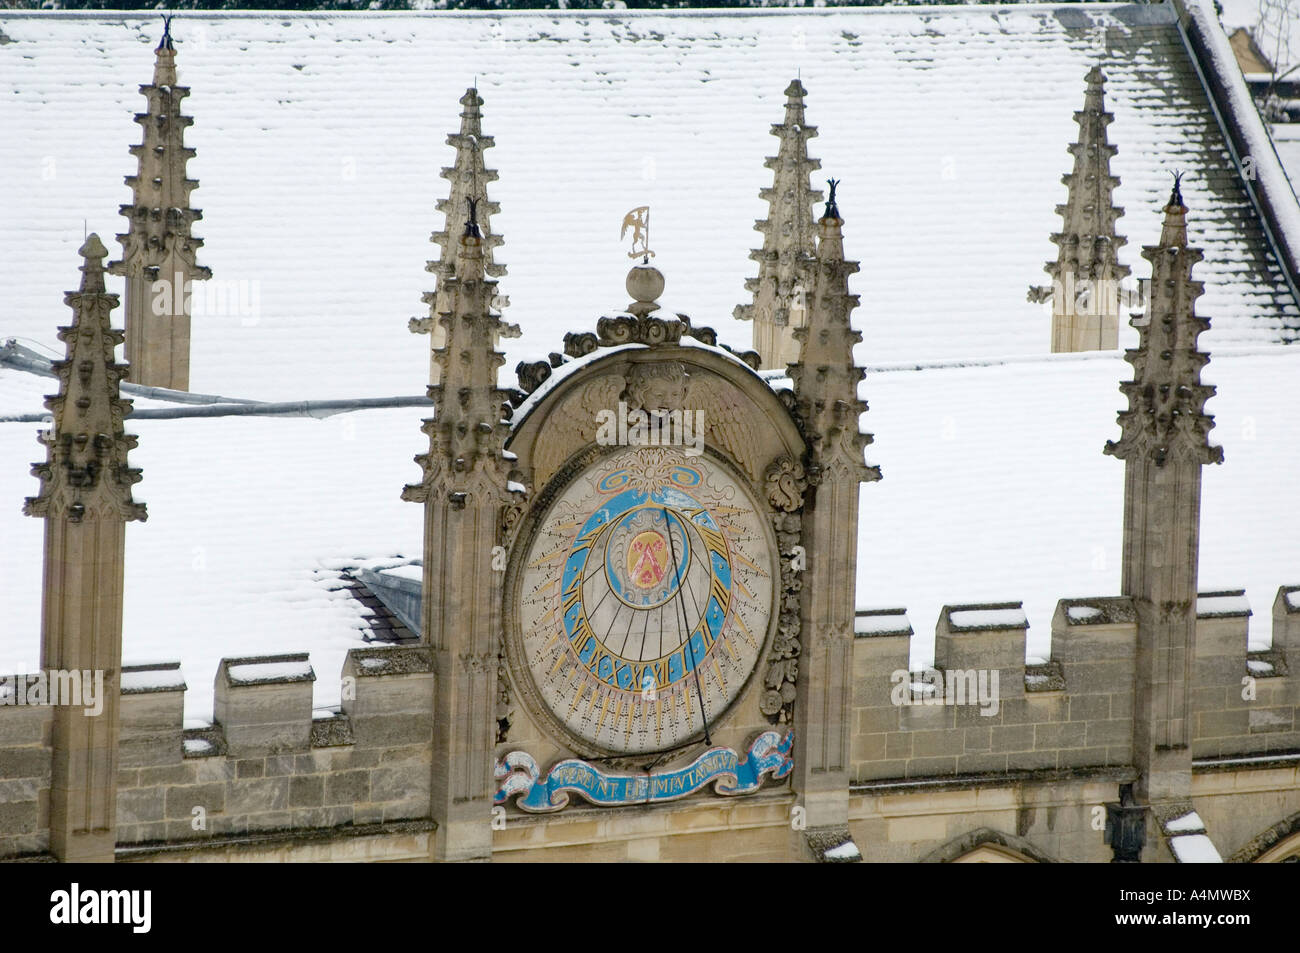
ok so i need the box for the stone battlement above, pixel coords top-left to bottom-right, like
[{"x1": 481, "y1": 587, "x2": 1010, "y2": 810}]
[
  {"x1": 1, "y1": 586, "x2": 1295, "y2": 859},
  {"x1": 0, "y1": 644, "x2": 434, "y2": 858},
  {"x1": 850, "y1": 585, "x2": 1300, "y2": 784}
]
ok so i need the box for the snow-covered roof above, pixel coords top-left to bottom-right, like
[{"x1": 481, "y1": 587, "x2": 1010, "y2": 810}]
[
  {"x1": 1, "y1": 3, "x2": 1298, "y2": 404},
  {"x1": 1, "y1": 6, "x2": 1299, "y2": 722},
  {"x1": 2, "y1": 345, "x2": 1297, "y2": 720}
]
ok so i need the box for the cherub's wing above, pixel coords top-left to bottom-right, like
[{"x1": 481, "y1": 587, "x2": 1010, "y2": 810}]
[
  {"x1": 691, "y1": 376, "x2": 764, "y2": 483},
  {"x1": 531, "y1": 373, "x2": 625, "y2": 484}
]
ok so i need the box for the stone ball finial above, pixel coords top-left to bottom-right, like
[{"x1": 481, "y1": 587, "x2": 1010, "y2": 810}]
[
  {"x1": 626, "y1": 262, "x2": 665, "y2": 317},
  {"x1": 79, "y1": 233, "x2": 108, "y2": 260}
]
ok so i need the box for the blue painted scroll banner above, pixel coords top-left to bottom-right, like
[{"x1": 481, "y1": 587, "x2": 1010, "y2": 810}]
[{"x1": 494, "y1": 730, "x2": 793, "y2": 814}]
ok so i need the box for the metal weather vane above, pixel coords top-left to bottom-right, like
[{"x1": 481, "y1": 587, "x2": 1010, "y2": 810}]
[
  {"x1": 464, "y1": 195, "x2": 482, "y2": 239},
  {"x1": 825, "y1": 178, "x2": 841, "y2": 219},
  {"x1": 621, "y1": 206, "x2": 655, "y2": 261}
]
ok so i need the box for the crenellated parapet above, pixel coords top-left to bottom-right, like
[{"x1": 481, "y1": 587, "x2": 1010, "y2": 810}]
[
  {"x1": 1, "y1": 587, "x2": 1294, "y2": 860},
  {"x1": 1275, "y1": 586, "x2": 1300, "y2": 664},
  {"x1": 120, "y1": 661, "x2": 186, "y2": 769},
  {"x1": 214, "y1": 654, "x2": 316, "y2": 755},
  {"x1": 1190, "y1": 591, "x2": 1300, "y2": 758},
  {"x1": 845, "y1": 586, "x2": 1300, "y2": 787},
  {"x1": 109, "y1": 647, "x2": 434, "y2": 849},
  {"x1": 736, "y1": 79, "x2": 823, "y2": 370},
  {"x1": 108, "y1": 22, "x2": 211, "y2": 392},
  {"x1": 0, "y1": 646, "x2": 436, "y2": 859}
]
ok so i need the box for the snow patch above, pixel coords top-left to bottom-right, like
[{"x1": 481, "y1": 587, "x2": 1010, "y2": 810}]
[
  {"x1": 120, "y1": 669, "x2": 186, "y2": 693},
  {"x1": 1169, "y1": 833, "x2": 1223, "y2": 864},
  {"x1": 823, "y1": 841, "x2": 861, "y2": 861},
  {"x1": 1166, "y1": 811, "x2": 1206, "y2": 834},
  {"x1": 1186, "y1": 0, "x2": 1300, "y2": 275},
  {"x1": 1066, "y1": 605, "x2": 1104, "y2": 623},
  {"x1": 379, "y1": 564, "x2": 423, "y2": 582},
  {"x1": 227, "y1": 660, "x2": 313, "y2": 685},
  {"x1": 949, "y1": 608, "x2": 1027, "y2": 630},
  {"x1": 1197, "y1": 594, "x2": 1251, "y2": 617},
  {"x1": 855, "y1": 612, "x2": 911, "y2": 636}
]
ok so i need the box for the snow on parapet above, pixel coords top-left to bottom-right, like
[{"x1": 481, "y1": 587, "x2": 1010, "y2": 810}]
[
  {"x1": 854, "y1": 607, "x2": 912, "y2": 638},
  {"x1": 108, "y1": 646, "x2": 436, "y2": 773},
  {"x1": 945, "y1": 604, "x2": 1029, "y2": 633},
  {"x1": 1280, "y1": 587, "x2": 1300, "y2": 613},
  {"x1": 120, "y1": 662, "x2": 186, "y2": 695},
  {"x1": 850, "y1": 586, "x2": 1300, "y2": 786},
  {"x1": 1196, "y1": 590, "x2": 1251, "y2": 618},
  {"x1": 1058, "y1": 597, "x2": 1138, "y2": 627},
  {"x1": 225, "y1": 658, "x2": 315, "y2": 687}
]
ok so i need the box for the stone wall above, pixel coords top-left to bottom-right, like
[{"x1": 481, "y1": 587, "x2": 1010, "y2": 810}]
[
  {"x1": 491, "y1": 792, "x2": 796, "y2": 862},
  {"x1": 112, "y1": 645, "x2": 435, "y2": 849},
  {"x1": 848, "y1": 776, "x2": 1122, "y2": 863},
  {"x1": 1191, "y1": 587, "x2": 1300, "y2": 758},
  {"x1": 2, "y1": 586, "x2": 1298, "y2": 862},
  {"x1": 852, "y1": 599, "x2": 1136, "y2": 781},
  {"x1": 850, "y1": 586, "x2": 1300, "y2": 785},
  {"x1": 0, "y1": 702, "x2": 51, "y2": 859},
  {"x1": 1191, "y1": 762, "x2": 1300, "y2": 861}
]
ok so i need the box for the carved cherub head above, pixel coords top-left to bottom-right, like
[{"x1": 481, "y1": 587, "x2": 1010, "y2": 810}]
[{"x1": 622, "y1": 361, "x2": 688, "y2": 417}]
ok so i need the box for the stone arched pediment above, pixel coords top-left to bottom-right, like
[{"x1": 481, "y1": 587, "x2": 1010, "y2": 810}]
[
  {"x1": 507, "y1": 342, "x2": 806, "y2": 498},
  {"x1": 497, "y1": 322, "x2": 814, "y2": 755},
  {"x1": 1228, "y1": 811, "x2": 1300, "y2": 863},
  {"x1": 920, "y1": 828, "x2": 1057, "y2": 864}
]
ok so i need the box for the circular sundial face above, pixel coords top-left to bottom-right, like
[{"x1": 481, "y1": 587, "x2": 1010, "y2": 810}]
[{"x1": 513, "y1": 446, "x2": 776, "y2": 756}]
